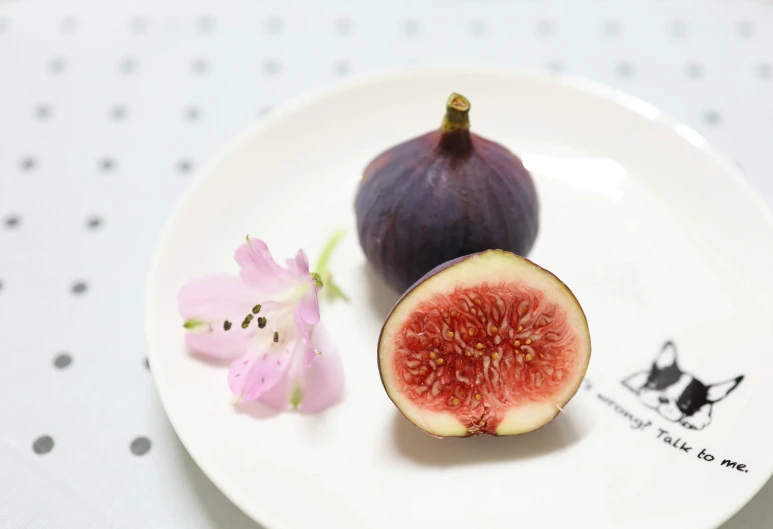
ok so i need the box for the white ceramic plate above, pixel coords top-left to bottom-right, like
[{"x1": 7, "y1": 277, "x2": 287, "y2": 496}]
[{"x1": 144, "y1": 68, "x2": 773, "y2": 529}]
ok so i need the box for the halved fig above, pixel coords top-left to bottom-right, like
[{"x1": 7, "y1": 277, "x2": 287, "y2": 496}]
[{"x1": 378, "y1": 250, "x2": 591, "y2": 437}]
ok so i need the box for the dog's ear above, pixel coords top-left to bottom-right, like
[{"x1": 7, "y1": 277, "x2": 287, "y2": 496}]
[
  {"x1": 707, "y1": 375, "x2": 744, "y2": 403},
  {"x1": 622, "y1": 371, "x2": 649, "y2": 393},
  {"x1": 655, "y1": 341, "x2": 678, "y2": 369}
]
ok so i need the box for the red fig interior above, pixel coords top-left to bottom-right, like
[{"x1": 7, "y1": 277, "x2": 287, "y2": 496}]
[{"x1": 378, "y1": 250, "x2": 591, "y2": 437}]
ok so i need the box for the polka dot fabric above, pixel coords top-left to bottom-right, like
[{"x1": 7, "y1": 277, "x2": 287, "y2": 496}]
[{"x1": 0, "y1": 0, "x2": 772, "y2": 528}]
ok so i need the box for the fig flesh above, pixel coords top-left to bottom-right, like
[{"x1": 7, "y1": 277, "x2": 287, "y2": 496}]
[
  {"x1": 355, "y1": 93, "x2": 539, "y2": 294},
  {"x1": 378, "y1": 250, "x2": 590, "y2": 437}
]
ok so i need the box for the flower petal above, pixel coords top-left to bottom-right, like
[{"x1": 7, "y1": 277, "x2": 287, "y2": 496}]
[
  {"x1": 178, "y1": 273, "x2": 258, "y2": 321},
  {"x1": 296, "y1": 286, "x2": 320, "y2": 326},
  {"x1": 257, "y1": 338, "x2": 306, "y2": 411},
  {"x1": 229, "y1": 343, "x2": 292, "y2": 401},
  {"x1": 294, "y1": 309, "x2": 319, "y2": 367},
  {"x1": 235, "y1": 238, "x2": 295, "y2": 292},
  {"x1": 285, "y1": 249, "x2": 310, "y2": 276},
  {"x1": 185, "y1": 332, "x2": 247, "y2": 361},
  {"x1": 177, "y1": 273, "x2": 260, "y2": 359},
  {"x1": 258, "y1": 324, "x2": 344, "y2": 413},
  {"x1": 296, "y1": 346, "x2": 345, "y2": 413}
]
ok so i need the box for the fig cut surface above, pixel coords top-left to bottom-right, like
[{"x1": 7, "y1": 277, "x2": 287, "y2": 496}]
[{"x1": 378, "y1": 250, "x2": 591, "y2": 438}]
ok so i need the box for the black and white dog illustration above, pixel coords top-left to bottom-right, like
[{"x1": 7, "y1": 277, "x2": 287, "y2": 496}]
[{"x1": 622, "y1": 341, "x2": 744, "y2": 431}]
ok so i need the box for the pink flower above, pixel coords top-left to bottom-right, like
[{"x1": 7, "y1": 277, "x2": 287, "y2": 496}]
[{"x1": 177, "y1": 237, "x2": 344, "y2": 412}]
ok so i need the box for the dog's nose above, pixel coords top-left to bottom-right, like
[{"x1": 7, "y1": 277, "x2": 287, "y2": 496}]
[{"x1": 658, "y1": 396, "x2": 669, "y2": 404}]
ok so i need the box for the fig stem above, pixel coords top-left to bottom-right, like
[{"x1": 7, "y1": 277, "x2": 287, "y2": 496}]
[{"x1": 441, "y1": 92, "x2": 471, "y2": 133}]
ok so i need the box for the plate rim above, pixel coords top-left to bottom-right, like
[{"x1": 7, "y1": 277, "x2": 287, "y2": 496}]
[{"x1": 143, "y1": 65, "x2": 773, "y2": 529}]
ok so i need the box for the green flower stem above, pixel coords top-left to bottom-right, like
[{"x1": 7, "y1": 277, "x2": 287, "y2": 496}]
[{"x1": 313, "y1": 228, "x2": 349, "y2": 304}]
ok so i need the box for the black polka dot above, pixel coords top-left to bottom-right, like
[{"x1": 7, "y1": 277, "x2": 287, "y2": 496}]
[
  {"x1": 20, "y1": 157, "x2": 36, "y2": 171},
  {"x1": 537, "y1": 20, "x2": 554, "y2": 37},
  {"x1": 603, "y1": 20, "x2": 621, "y2": 37},
  {"x1": 120, "y1": 58, "x2": 137, "y2": 75},
  {"x1": 0, "y1": 280, "x2": 3, "y2": 293},
  {"x1": 144, "y1": 357, "x2": 150, "y2": 370},
  {"x1": 99, "y1": 157, "x2": 115, "y2": 172},
  {"x1": 191, "y1": 58, "x2": 209, "y2": 75},
  {"x1": 61, "y1": 16, "x2": 77, "y2": 33},
  {"x1": 33, "y1": 435, "x2": 54, "y2": 455},
  {"x1": 35, "y1": 105, "x2": 52, "y2": 120},
  {"x1": 71, "y1": 281, "x2": 88, "y2": 295},
  {"x1": 703, "y1": 110, "x2": 721, "y2": 126},
  {"x1": 85, "y1": 216, "x2": 103, "y2": 230},
  {"x1": 616, "y1": 62, "x2": 634, "y2": 78},
  {"x1": 4, "y1": 215, "x2": 20, "y2": 228},
  {"x1": 736, "y1": 21, "x2": 753, "y2": 38},
  {"x1": 177, "y1": 159, "x2": 193, "y2": 173},
  {"x1": 110, "y1": 105, "x2": 127, "y2": 121},
  {"x1": 263, "y1": 60, "x2": 280, "y2": 76},
  {"x1": 130, "y1": 16, "x2": 148, "y2": 34},
  {"x1": 671, "y1": 20, "x2": 687, "y2": 37},
  {"x1": 53, "y1": 353, "x2": 72, "y2": 369},
  {"x1": 402, "y1": 19, "x2": 420, "y2": 37},
  {"x1": 265, "y1": 16, "x2": 282, "y2": 34},
  {"x1": 49, "y1": 57, "x2": 66, "y2": 74},
  {"x1": 468, "y1": 19, "x2": 486, "y2": 37},
  {"x1": 198, "y1": 15, "x2": 216, "y2": 33},
  {"x1": 333, "y1": 61, "x2": 350, "y2": 76},
  {"x1": 547, "y1": 61, "x2": 565, "y2": 73},
  {"x1": 256, "y1": 106, "x2": 271, "y2": 118},
  {"x1": 334, "y1": 16, "x2": 353, "y2": 35},
  {"x1": 184, "y1": 106, "x2": 201, "y2": 121},
  {"x1": 685, "y1": 62, "x2": 703, "y2": 79},
  {"x1": 130, "y1": 437, "x2": 151, "y2": 456},
  {"x1": 757, "y1": 62, "x2": 771, "y2": 79}
]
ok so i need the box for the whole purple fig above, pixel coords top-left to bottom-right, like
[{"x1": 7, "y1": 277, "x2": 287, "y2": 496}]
[{"x1": 355, "y1": 93, "x2": 540, "y2": 294}]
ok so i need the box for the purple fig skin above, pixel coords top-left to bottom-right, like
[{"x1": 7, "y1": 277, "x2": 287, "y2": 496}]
[{"x1": 354, "y1": 93, "x2": 539, "y2": 294}]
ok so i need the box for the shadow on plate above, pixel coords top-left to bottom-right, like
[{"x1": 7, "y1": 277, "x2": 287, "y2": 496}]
[
  {"x1": 186, "y1": 351, "x2": 230, "y2": 367},
  {"x1": 233, "y1": 400, "x2": 280, "y2": 419},
  {"x1": 360, "y1": 262, "x2": 401, "y2": 321},
  {"x1": 392, "y1": 408, "x2": 587, "y2": 467}
]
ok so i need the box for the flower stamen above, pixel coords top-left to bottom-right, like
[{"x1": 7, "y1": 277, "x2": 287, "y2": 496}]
[
  {"x1": 252, "y1": 304, "x2": 262, "y2": 314},
  {"x1": 183, "y1": 318, "x2": 203, "y2": 330},
  {"x1": 241, "y1": 314, "x2": 253, "y2": 329},
  {"x1": 258, "y1": 316, "x2": 267, "y2": 329},
  {"x1": 223, "y1": 320, "x2": 232, "y2": 331},
  {"x1": 273, "y1": 331, "x2": 279, "y2": 343}
]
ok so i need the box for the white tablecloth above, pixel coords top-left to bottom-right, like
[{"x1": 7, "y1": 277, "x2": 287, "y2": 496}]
[{"x1": 1, "y1": 0, "x2": 772, "y2": 527}]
